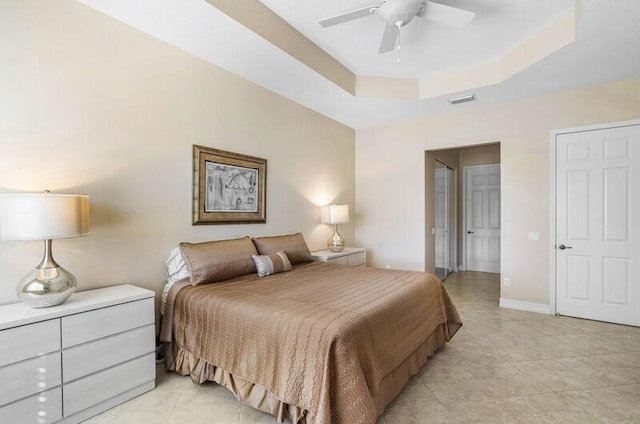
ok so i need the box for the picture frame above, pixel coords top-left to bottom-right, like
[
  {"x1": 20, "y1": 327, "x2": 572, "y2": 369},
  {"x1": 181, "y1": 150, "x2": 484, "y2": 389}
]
[{"x1": 192, "y1": 145, "x2": 267, "y2": 224}]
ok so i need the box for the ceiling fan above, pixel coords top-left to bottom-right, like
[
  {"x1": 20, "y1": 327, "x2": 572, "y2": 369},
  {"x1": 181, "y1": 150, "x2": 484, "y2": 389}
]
[{"x1": 319, "y1": 0, "x2": 475, "y2": 54}]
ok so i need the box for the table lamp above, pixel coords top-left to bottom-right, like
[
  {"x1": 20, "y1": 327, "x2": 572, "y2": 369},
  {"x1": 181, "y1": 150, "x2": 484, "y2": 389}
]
[
  {"x1": 0, "y1": 191, "x2": 90, "y2": 308},
  {"x1": 321, "y1": 204, "x2": 349, "y2": 252}
]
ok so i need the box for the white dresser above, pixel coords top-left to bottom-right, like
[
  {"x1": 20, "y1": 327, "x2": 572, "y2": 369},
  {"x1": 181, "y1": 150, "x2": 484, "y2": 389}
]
[
  {"x1": 311, "y1": 247, "x2": 366, "y2": 267},
  {"x1": 0, "y1": 284, "x2": 155, "y2": 424}
]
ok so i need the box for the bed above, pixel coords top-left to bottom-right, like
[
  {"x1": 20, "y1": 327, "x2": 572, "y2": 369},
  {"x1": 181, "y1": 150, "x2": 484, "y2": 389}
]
[{"x1": 160, "y1": 234, "x2": 461, "y2": 424}]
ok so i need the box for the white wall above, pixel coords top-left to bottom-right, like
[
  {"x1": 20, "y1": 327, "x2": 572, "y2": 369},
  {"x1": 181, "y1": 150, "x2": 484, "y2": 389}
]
[
  {"x1": 0, "y1": 0, "x2": 355, "y2": 307},
  {"x1": 356, "y1": 79, "x2": 640, "y2": 305}
]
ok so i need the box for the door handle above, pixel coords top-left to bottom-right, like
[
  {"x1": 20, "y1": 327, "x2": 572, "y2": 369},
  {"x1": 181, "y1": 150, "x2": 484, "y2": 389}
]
[
  {"x1": 558, "y1": 244, "x2": 572, "y2": 250},
  {"x1": 467, "y1": 231, "x2": 474, "y2": 234}
]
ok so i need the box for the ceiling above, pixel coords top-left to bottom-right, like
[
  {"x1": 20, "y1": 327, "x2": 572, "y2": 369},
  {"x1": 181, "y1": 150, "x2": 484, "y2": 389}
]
[
  {"x1": 79, "y1": 0, "x2": 640, "y2": 129},
  {"x1": 258, "y1": 0, "x2": 574, "y2": 78}
]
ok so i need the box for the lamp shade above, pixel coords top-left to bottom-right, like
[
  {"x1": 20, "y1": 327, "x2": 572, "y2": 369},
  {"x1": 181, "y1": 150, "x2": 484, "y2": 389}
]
[
  {"x1": 321, "y1": 204, "x2": 349, "y2": 225},
  {"x1": 0, "y1": 193, "x2": 90, "y2": 240}
]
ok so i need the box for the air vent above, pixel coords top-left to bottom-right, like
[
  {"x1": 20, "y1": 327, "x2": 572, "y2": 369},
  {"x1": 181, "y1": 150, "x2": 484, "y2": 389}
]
[{"x1": 447, "y1": 94, "x2": 476, "y2": 105}]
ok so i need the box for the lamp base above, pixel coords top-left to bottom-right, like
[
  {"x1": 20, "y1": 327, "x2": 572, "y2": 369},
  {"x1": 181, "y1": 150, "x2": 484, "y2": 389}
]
[
  {"x1": 16, "y1": 265, "x2": 77, "y2": 308},
  {"x1": 327, "y1": 231, "x2": 345, "y2": 253}
]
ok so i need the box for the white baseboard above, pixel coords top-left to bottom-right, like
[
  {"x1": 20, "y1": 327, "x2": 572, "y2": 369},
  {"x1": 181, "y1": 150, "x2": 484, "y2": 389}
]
[{"x1": 499, "y1": 298, "x2": 552, "y2": 315}]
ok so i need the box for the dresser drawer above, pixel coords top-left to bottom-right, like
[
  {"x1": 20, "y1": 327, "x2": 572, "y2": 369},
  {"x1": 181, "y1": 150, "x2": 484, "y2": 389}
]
[
  {"x1": 0, "y1": 319, "x2": 60, "y2": 367},
  {"x1": 328, "y1": 256, "x2": 349, "y2": 265},
  {"x1": 347, "y1": 252, "x2": 365, "y2": 266},
  {"x1": 327, "y1": 252, "x2": 365, "y2": 266},
  {"x1": 0, "y1": 387, "x2": 62, "y2": 424},
  {"x1": 63, "y1": 324, "x2": 155, "y2": 382},
  {"x1": 0, "y1": 352, "x2": 61, "y2": 406},
  {"x1": 63, "y1": 353, "x2": 155, "y2": 416},
  {"x1": 61, "y1": 298, "x2": 154, "y2": 348}
]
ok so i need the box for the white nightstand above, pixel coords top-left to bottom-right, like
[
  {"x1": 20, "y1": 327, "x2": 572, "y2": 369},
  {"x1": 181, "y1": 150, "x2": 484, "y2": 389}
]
[
  {"x1": 0, "y1": 284, "x2": 156, "y2": 424},
  {"x1": 311, "y1": 247, "x2": 366, "y2": 267}
]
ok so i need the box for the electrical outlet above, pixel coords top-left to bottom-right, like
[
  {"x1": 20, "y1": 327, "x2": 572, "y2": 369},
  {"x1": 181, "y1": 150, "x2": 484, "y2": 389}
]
[
  {"x1": 385, "y1": 265, "x2": 391, "y2": 269},
  {"x1": 503, "y1": 277, "x2": 511, "y2": 287},
  {"x1": 528, "y1": 232, "x2": 540, "y2": 241}
]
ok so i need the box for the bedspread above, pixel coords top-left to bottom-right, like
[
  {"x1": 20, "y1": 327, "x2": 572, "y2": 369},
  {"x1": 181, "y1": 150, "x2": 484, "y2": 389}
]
[{"x1": 161, "y1": 262, "x2": 461, "y2": 424}]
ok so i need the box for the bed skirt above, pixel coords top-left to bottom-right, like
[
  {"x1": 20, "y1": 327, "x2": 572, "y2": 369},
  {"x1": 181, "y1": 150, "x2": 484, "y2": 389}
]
[{"x1": 164, "y1": 323, "x2": 448, "y2": 424}]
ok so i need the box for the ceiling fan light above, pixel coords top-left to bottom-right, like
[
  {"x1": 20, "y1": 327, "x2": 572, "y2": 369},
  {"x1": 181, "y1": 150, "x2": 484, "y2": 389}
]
[{"x1": 447, "y1": 94, "x2": 476, "y2": 105}]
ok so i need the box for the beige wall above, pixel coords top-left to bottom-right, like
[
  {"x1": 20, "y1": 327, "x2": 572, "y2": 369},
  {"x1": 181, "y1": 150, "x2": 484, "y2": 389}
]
[
  {"x1": 0, "y1": 0, "x2": 355, "y2": 308},
  {"x1": 356, "y1": 79, "x2": 640, "y2": 305},
  {"x1": 459, "y1": 144, "x2": 501, "y2": 168}
]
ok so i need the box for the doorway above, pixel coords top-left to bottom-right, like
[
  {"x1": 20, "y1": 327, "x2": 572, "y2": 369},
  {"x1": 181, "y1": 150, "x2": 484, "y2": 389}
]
[
  {"x1": 425, "y1": 142, "x2": 501, "y2": 279},
  {"x1": 434, "y1": 160, "x2": 455, "y2": 280}
]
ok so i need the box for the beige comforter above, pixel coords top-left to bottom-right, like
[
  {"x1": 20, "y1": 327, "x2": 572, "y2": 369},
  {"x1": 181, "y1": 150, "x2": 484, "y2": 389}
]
[{"x1": 161, "y1": 262, "x2": 461, "y2": 424}]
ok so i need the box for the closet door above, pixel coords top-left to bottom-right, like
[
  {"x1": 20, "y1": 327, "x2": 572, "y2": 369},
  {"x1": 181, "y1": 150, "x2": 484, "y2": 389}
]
[
  {"x1": 435, "y1": 167, "x2": 448, "y2": 273},
  {"x1": 555, "y1": 124, "x2": 640, "y2": 326}
]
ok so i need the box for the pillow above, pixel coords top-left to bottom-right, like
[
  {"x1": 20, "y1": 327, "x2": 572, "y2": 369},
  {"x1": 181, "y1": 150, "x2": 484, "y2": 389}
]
[
  {"x1": 252, "y1": 233, "x2": 314, "y2": 265},
  {"x1": 165, "y1": 247, "x2": 190, "y2": 284},
  {"x1": 162, "y1": 247, "x2": 192, "y2": 315},
  {"x1": 252, "y1": 251, "x2": 293, "y2": 277},
  {"x1": 179, "y1": 236, "x2": 258, "y2": 285}
]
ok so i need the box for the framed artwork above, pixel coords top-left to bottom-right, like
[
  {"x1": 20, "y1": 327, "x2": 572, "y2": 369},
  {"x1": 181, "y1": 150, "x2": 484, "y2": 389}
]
[{"x1": 192, "y1": 145, "x2": 267, "y2": 224}]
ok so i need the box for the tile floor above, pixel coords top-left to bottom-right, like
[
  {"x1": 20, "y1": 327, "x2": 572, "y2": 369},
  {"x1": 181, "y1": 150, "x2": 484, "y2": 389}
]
[{"x1": 86, "y1": 272, "x2": 640, "y2": 423}]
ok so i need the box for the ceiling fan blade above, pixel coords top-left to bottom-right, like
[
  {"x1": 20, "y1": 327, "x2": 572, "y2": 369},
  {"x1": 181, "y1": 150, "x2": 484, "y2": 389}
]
[
  {"x1": 378, "y1": 24, "x2": 399, "y2": 54},
  {"x1": 420, "y1": 1, "x2": 475, "y2": 28},
  {"x1": 319, "y1": 6, "x2": 378, "y2": 28}
]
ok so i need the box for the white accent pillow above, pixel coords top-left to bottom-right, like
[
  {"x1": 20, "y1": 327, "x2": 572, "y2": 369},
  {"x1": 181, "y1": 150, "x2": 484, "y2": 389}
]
[{"x1": 251, "y1": 251, "x2": 293, "y2": 277}]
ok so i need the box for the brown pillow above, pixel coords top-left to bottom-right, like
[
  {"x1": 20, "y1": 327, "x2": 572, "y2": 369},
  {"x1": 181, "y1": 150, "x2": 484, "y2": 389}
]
[
  {"x1": 252, "y1": 251, "x2": 293, "y2": 277},
  {"x1": 179, "y1": 236, "x2": 258, "y2": 285},
  {"x1": 252, "y1": 233, "x2": 314, "y2": 265}
]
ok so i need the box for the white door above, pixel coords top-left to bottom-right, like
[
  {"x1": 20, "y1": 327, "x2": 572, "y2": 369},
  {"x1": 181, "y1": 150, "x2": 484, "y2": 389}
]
[
  {"x1": 435, "y1": 167, "x2": 449, "y2": 272},
  {"x1": 465, "y1": 164, "x2": 500, "y2": 273},
  {"x1": 555, "y1": 124, "x2": 640, "y2": 326}
]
